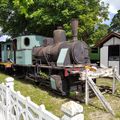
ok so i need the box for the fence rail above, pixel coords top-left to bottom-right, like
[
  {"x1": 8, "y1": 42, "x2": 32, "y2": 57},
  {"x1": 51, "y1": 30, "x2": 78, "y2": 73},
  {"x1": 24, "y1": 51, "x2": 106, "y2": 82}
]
[{"x1": 0, "y1": 77, "x2": 84, "y2": 120}]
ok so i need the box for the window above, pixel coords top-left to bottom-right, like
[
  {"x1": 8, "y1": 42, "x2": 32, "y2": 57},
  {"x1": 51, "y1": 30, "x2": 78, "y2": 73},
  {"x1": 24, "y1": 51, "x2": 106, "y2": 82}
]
[
  {"x1": 24, "y1": 37, "x2": 30, "y2": 46},
  {"x1": 108, "y1": 45, "x2": 119, "y2": 61},
  {"x1": 6, "y1": 45, "x2": 11, "y2": 50}
]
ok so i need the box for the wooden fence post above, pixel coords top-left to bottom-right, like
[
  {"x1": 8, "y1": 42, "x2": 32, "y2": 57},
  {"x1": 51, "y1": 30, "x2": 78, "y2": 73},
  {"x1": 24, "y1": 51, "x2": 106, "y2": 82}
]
[
  {"x1": 85, "y1": 70, "x2": 89, "y2": 105},
  {"x1": 61, "y1": 101, "x2": 84, "y2": 120},
  {"x1": 112, "y1": 67, "x2": 116, "y2": 94}
]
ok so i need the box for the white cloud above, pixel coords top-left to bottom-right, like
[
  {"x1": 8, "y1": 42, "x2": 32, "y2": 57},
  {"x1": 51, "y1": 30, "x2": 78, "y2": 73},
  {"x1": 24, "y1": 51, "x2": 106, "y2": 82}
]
[
  {"x1": 102, "y1": 0, "x2": 120, "y2": 14},
  {"x1": 101, "y1": 0, "x2": 120, "y2": 25},
  {"x1": 0, "y1": 35, "x2": 11, "y2": 42}
]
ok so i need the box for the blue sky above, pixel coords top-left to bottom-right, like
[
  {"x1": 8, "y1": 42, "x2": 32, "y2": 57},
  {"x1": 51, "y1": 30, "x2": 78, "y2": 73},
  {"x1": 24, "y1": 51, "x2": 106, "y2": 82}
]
[{"x1": 102, "y1": 0, "x2": 120, "y2": 25}]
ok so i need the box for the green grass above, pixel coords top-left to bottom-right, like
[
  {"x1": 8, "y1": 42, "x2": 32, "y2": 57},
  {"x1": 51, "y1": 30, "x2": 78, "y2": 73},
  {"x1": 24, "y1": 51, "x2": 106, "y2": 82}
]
[
  {"x1": 83, "y1": 78, "x2": 120, "y2": 120},
  {"x1": 0, "y1": 72, "x2": 68, "y2": 117},
  {"x1": 0, "y1": 73, "x2": 120, "y2": 119}
]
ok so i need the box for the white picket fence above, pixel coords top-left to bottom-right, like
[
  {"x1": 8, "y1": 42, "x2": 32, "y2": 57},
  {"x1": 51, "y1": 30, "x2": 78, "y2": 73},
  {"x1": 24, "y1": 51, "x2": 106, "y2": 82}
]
[{"x1": 0, "y1": 77, "x2": 84, "y2": 120}]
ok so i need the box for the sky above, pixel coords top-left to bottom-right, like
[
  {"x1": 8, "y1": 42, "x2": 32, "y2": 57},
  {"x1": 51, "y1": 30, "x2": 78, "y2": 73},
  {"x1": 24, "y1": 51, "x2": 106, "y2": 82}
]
[
  {"x1": 0, "y1": 35, "x2": 11, "y2": 42},
  {"x1": 102, "y1": 0, "x2": 120, "y2": 25}
]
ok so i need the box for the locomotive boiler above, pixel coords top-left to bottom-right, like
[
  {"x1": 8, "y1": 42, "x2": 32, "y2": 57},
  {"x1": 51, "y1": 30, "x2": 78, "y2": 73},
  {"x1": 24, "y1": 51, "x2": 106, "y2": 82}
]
[{"x1": 32, "y1": 19, "x2": 90, "y2": 66}]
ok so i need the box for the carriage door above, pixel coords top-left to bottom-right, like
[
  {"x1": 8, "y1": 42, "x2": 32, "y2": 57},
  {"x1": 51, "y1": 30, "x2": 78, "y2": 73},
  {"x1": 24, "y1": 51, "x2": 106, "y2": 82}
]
[
  {"x1": 6, "y1": 44, "x2": 11, "y2": 60},
  {"x1": 13, "y1": 39, "x2": 17, "y2": 63}
]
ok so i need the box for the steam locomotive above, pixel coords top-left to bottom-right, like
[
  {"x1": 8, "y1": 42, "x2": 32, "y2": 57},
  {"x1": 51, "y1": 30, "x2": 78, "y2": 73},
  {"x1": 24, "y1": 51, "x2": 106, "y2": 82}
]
[{"x1": 0, "y1": 19, "x2": 90, "y2": 96}]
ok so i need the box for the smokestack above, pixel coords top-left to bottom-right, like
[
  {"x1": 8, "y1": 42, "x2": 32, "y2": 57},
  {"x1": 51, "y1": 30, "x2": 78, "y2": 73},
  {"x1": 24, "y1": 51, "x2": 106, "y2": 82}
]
[{"x1": 71, "y1": 18, "x2": 78, "y2": 41}]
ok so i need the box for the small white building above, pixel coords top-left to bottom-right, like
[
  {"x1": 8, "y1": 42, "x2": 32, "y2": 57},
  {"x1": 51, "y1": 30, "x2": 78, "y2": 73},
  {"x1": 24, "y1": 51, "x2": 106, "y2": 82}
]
[{"x1": 96, "y1": 32, "x2": 120, "y2": 74}]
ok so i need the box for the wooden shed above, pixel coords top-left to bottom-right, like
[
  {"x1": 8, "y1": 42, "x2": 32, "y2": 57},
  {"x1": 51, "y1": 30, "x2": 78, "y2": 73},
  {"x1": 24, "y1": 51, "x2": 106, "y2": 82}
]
[{"x1": 95, "y1": 32, "x2": 120, "y2": 74}]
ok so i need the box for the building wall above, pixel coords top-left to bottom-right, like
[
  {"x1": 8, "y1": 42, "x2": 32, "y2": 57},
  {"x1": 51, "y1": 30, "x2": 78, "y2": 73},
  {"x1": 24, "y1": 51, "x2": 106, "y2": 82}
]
[
  {"x1": 104, "y1": 37, "x2": 120, "y2": 46},
  {"x1": 104, "y1": 37, "x2": 114, "y2": 46},
  {"x1": 100, "y1": 46, "x2": 108, "y2": 68},
  {"x1": 100, "y1": 37, "x2": 120, "y2": 74},
  {"x1": 114, "y1": 37, "x2": 120, "y2": 44}
]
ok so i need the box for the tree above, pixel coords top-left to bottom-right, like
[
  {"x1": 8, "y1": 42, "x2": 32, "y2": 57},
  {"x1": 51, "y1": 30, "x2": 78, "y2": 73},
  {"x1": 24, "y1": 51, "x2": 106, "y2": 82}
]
[
  {"x1": 90, "y1": 24, "x2": 109, "y2": 44},
  {"x1": 0, "y1": 0, "x2": 109, "y2": 44},
  {"x1": 0, "y1": 0, "x2": 29, "y2": 36},
  {"x1": 109, "y1": 10, "x2": 120, "y2": 32}
]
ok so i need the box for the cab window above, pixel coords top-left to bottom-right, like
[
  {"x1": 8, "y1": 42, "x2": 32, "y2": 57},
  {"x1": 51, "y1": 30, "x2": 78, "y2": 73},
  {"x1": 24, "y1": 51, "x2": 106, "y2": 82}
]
[{"x1": 24, "y1": 37, "x2": 30, "y2": 46}]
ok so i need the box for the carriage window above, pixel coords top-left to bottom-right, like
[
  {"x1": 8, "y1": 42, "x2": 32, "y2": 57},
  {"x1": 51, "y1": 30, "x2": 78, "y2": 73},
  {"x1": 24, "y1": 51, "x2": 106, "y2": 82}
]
[
  {"x1": 24, "y1": 37, "x2": 30, "y2": 46},
  {"x1": 108, "y1": 45, "x2": 119, "y2": 61},
  {"x1": 6, "y1": 45, "x2": 11, "y2": 50}
]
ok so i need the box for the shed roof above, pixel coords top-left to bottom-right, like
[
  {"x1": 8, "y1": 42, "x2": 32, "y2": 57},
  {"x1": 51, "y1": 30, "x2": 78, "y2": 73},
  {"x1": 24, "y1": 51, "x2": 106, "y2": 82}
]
[{"x1": 95, "y1": 32, "x2": 120, "y2": 48}]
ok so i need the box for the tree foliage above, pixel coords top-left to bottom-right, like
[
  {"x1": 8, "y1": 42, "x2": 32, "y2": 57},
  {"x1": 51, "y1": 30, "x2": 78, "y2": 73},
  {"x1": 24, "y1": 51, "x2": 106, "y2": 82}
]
[
  {"x1": 109, "y1": 10, "x2": 120, "y2": 32},
  {"x1": 0, "y1": 0, "x2": 109, "y2": 44},
  {"x1": 90, "y1": 24, "x2": 109, "y2": 44},
  {"x1": 0, "y1": 0, "x2": 28, "y2": 36}
]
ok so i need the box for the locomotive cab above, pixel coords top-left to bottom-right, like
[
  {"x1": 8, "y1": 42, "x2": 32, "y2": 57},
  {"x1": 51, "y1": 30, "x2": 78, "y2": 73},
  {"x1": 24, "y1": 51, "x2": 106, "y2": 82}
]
[{"x1": 13, "y1": 35, "x2": 45, "y2": 65}]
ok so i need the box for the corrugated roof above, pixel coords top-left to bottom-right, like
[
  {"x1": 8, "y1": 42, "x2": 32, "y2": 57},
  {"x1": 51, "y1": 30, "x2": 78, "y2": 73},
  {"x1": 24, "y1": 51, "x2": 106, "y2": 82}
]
[{"x1": 95, "y1": 32, "x2": 120, "y2": 48}]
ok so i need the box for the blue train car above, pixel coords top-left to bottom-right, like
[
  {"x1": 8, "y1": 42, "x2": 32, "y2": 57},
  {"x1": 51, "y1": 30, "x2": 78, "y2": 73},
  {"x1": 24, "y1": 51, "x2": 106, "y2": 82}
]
[
  {"x1": 1, "y1": 41, "x2": 14, "y2": 62},
  {"x1": 0, "y1": 35, "x2": 45, "y2": 69},
  {"x1": 0, "y1": 40, "x2": 13, "y2": 69}
]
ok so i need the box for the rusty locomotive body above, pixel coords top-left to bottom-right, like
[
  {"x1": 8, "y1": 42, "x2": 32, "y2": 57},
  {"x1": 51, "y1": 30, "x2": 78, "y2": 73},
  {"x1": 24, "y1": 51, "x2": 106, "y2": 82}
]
[
  {"x1": 32, "y1": 26, "x2": 90, "y2": 66},
  {"x1": 0, "y1": 19, "x2": 90, "y2": 96}
]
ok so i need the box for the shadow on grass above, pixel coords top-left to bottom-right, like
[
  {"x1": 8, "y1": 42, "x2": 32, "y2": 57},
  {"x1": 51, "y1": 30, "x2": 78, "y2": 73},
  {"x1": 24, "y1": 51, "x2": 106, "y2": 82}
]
[
  {"x1": 13, "y1": 75, "x2": 69, "y2": 101},
  {"x1": 98, "y1": 85, "x2": 112, "y2": 94},
  {"x1": 98, "y1": 85, "x2": 120, "y2": 98},
  {"x1": 112, "y1": 92, "x2": 120, "y2": 98},
  {"x1": 0, "y1": 70, "x2": 67, "y2": 100},
  {"x1": 89, "y1": 103, "x2": 106, "y2": 112}
]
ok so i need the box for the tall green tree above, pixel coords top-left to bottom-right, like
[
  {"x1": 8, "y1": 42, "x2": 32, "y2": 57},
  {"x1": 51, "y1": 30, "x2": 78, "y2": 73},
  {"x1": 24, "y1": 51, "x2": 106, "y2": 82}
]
[
  {"x1": 0, "y1": 0, "x2": 29, "y2": 36},
  {"x1": 90, "y1": 24, "x2": 109, "y2": 44},
  {"x1": 109, "y1": 10, "x2": 120, "y2": 32},
  {"x1": 0, "y1": 0, "x2": 109, "y2": 44}
]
